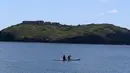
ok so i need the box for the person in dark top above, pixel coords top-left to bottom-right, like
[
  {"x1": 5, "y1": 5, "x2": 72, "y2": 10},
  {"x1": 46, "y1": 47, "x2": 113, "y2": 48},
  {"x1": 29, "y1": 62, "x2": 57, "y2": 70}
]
[
  {"x1": 63, "y1": 55, "x2": 66, "y2": 61},
  {"x1": 67, "y1": 55, "x2": 71, "y2": 60}
]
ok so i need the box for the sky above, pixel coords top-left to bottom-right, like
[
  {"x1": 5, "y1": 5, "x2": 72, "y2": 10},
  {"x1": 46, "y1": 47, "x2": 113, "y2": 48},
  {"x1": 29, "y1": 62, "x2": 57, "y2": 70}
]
[{"x1": 0, "y1": 0, "x2": 130, "y2": 30}]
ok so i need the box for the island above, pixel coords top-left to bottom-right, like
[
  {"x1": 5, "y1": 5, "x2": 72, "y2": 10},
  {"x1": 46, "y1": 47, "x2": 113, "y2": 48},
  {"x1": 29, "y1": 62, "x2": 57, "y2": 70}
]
[{"x1": 0, "y1": 20, "x2": 130, "y2": 45}]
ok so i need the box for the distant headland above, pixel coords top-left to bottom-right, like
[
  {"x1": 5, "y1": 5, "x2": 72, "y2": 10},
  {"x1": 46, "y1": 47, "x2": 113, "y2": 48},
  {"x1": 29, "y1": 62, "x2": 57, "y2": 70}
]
[{"x1": 0, "y1": 20, "x2": 130, "y2": 45}]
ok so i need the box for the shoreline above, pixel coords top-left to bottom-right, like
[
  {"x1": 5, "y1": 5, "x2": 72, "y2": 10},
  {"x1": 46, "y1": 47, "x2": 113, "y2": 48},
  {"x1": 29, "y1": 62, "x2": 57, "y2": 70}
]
[{"x1": 0, "y1": 41, "x2": 129, "y2": 46}]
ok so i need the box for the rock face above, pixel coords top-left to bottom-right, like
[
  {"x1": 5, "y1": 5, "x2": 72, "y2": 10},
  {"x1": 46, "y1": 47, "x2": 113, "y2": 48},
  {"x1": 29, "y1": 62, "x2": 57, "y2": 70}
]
[{"x1": 0, "y1": 21, "x2": 130, "y2": 45}]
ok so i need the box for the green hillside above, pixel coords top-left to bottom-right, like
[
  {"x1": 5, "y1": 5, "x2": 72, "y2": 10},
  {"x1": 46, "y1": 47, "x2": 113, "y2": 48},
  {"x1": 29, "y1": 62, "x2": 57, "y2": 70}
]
[{"x1": 0, "y1": 21, "x2": 130, "y2": 45}]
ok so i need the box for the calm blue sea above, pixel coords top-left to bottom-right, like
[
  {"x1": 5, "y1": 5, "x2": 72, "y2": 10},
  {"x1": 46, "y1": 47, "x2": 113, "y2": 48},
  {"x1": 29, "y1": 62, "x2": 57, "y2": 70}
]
[{"x1": 0, "y1": 42, "x2": 130, "y2": 73}]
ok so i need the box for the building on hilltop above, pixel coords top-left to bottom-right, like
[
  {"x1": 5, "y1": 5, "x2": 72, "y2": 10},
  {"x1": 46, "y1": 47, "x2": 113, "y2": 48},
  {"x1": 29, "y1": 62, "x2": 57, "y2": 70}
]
[{"x1": 22, "y1": 21, "x2": 44, "y2": 24}]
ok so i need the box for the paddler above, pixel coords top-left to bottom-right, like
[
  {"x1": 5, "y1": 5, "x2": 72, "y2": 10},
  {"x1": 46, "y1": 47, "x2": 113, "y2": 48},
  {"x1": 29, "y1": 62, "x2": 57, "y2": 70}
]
[
  {"x1": 67, "y1": 55, "x2": 71, "y2": 60},
  {"x1": 63, "y1": 55, "x2": 66, "y2": 61}
]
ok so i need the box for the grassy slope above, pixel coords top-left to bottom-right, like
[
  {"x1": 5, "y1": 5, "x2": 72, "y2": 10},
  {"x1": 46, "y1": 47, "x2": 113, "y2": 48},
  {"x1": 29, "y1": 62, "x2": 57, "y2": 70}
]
[{"x1": 0, "y1": 21, "x2": 130, "y2": 44}]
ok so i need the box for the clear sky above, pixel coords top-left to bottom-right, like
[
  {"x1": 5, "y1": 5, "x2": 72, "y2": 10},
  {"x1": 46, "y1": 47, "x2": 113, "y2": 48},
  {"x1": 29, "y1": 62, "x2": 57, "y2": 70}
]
[{"x1": 0, "y1": 0, "x2": 129, "y2": 30}]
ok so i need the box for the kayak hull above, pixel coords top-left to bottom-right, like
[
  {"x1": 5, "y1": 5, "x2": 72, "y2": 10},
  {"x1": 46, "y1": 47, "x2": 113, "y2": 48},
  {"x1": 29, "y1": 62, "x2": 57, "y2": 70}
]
[{"x1": 53, "y1": 59, "x2": 80, "y2": 61}]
